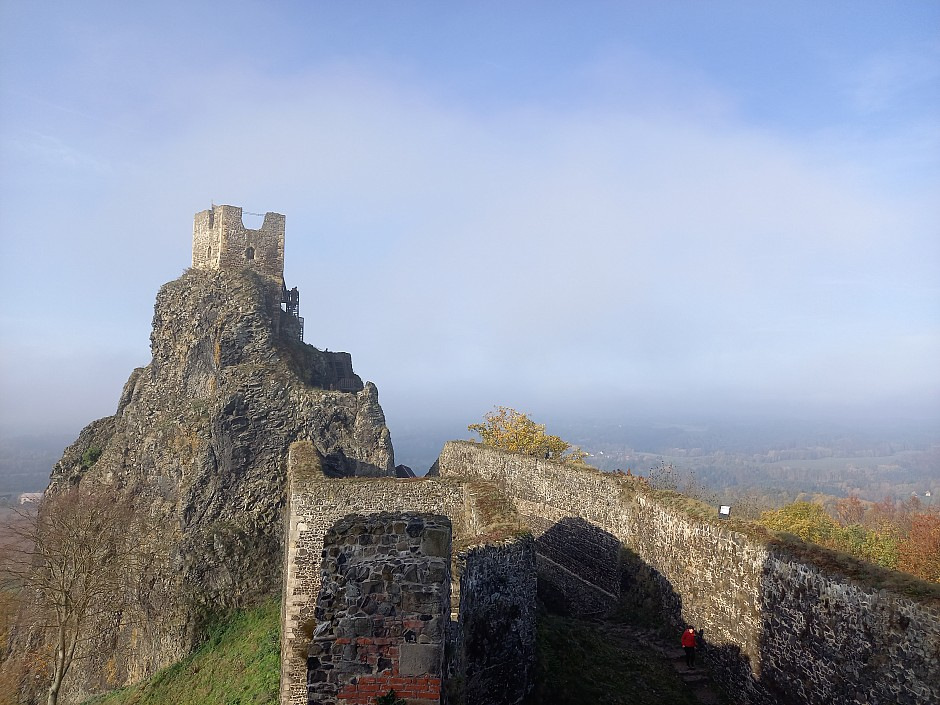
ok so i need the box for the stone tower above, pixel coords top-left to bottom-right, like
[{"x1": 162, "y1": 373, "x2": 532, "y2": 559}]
[
  {"x1": 192, "y1": 204, "x2": 303, "y2": 339},
  {"x1": 192, "y1": 204, "x2": 286, "y2": 283}
]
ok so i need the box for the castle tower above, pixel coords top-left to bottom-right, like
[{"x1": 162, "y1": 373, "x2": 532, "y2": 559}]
[
  {"x1": 192, "y1": 205, "x2": 286, "y2": 283},
  {"x1": 191, "y1": 204, "x2": 303, "y2": 340}
]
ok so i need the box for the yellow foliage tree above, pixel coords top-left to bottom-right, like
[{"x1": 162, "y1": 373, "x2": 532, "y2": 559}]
[
  {"x1": 468, "y1": 406, "x2": 587, "y2": 462},
  {"x1": 760, "y1": 498, "x2": 938, "y2": 582},
  {"x1": 759, "y1": 501, "x2": 839, "y2": 545}
]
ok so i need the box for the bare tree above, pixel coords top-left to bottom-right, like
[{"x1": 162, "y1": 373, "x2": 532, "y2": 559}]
[{"x1": 1, "y1": 487, "x2": 144, "y2": 705}]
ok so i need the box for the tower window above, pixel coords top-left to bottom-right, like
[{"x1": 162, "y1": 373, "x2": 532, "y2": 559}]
[
  {"x1": 246, "y1": 246, "x2": 255, "y2": 260},
  {"x1": 206, "y1": 246, "x2": 212, "y2": 259}
]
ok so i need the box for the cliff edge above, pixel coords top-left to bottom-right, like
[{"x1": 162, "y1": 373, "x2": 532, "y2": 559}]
[{"x1": 36, "y1": 266, "x2": 395, "y2": 702}]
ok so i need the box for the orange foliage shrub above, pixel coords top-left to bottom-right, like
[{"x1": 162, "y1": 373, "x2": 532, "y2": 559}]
[{"x1": 898, "y1": 514, "x2": 940, "y2": 583}]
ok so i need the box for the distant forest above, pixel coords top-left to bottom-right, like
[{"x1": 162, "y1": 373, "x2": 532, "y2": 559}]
[
  {"x1": 2, "y1": 416, "x2": 937, "y2": 506},
  {"x1": 560, "y1": 416, "x2": 939, "y2": 505}
]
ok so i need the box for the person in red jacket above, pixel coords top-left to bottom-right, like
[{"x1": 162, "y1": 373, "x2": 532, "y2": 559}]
[{"x1": 681, "y1": 627, "x2": 697, "y2": 669}]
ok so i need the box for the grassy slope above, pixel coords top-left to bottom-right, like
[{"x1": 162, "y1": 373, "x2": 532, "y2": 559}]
[
  {"x1": 525, "y1": 614, "x2": 702, "y2": 705},
  {"x1": 81, "y1": 602, "x2": 705, "y2": 705},
  {"x1": 83, "y1": 601, "x2": 280, "y2": 705}
]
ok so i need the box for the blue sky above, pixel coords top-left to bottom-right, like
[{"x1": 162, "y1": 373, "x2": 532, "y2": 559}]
[{"x1": 1, "y1": 2, "x2": 938, "y2": 466}]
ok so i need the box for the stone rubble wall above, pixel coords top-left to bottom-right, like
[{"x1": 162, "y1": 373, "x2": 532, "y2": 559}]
[
  {"x1": 282, "y1": 440, "x2": 539, "y2": 705},
  {"x1": 448, "y1": 538, "x2": 537, "y2": 705},
  {"x1": 307, "y1": 513, "x2": 451, "y2": 705},
  {"x1": 531, "y1": 515, "x2": 622, "y2": 617},
  {"x1": 437, "y1": 441, "x2": 940, "y2": 705},
  {"x1": 757, "y1": 557, "x2": 940, "y2": 705},
  {"x1": 192, "y1": 204, "x2": 285, "y2": 284},
  {"x1": 281, "y1": 441, "x2": 468, "y2": 705}
]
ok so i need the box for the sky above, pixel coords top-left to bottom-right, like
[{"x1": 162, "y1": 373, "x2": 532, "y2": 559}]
[{"x1": 1, "y1": 1, "x2": 938, "y2": 469}]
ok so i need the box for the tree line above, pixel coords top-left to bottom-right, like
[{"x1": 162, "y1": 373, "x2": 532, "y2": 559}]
[{"x1": 758, "y1": 494, "x2": 939, "y2": 583}]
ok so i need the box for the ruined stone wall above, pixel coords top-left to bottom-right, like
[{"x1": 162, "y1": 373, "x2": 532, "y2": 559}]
[
  {"x1": 282, "y1": 441, "x2": 540, "y2": 705},
  {"x1": 281, "y1": 441, "x2": 471, "y2": 705},
  {"x1": 437, "y1": 441, "x2": 940, "y2": 705},
  {"x1": 308, "y1": 513, "x2": 451, "y2": 705},
  {"x1": 192, "y1": 205, "x2": 285, "y2": 282},
  {"x1": 436, "y1": 441, "x2": 629, "y2": 618},
  {"x1": 623, "y1": 495, "x2": 774, "y2": 703},
  {"x1": 448, "y1": 538, "x2": 537, "y2": 705},
  {"x1": 758, "y1": 557, "x2": 940, "y2": 705}
]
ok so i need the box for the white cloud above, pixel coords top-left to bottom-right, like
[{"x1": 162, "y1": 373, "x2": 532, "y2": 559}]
[
  {"x1": 2, "y1": 14, "x2": 938, "y2": 441},
  {"x1": 96, "y1": 63, "x2": 936, "y2": 416}
]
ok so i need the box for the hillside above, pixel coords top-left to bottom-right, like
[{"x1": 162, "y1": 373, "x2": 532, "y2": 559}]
[
  {"x1": 81, "y1": 601, "x2": 719, "y2": 705},
  {"x1": 4, "y1": 265, "x2": 396, "y2": 704},
  {"x1": 83, "y1": 601, "x2": 280, "y2": 705}
]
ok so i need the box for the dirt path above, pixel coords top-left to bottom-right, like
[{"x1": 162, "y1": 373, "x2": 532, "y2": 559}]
[{"x1": 595, "y1": 622, "x2": 724, "y2": 705}]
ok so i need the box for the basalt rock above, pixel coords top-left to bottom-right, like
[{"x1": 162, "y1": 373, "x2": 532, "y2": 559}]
[{"x1": 40, "y1": 267, "x2": 395, "y2": 702}]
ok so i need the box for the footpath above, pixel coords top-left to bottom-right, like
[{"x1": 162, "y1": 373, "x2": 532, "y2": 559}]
[{"x1": 595, "y1": 622, "x2": 725, "y2": 705}]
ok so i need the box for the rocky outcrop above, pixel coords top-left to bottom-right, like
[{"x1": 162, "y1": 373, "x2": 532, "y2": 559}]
[{"x1": 41, "y1": 267, "x2": 395, "y2": 702}]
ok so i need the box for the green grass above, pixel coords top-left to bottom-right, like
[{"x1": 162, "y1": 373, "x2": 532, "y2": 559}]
[
  {"x1": 78, "y1": 600, "x2": 709, "y2": 705},
  {"x1": 83, "y1": 601, "x2": 280, "y2": 705},
  {"x1": 525, "y1": 614, "x2": 702, "y2": 705}
]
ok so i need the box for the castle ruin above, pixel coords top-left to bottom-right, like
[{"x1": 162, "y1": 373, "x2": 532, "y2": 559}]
[
  {"x1": 192, "y1": 204, "x2": 304, "y2": 339},
  {"x1": 281, "y1": 441, "x2": 940, "y2": 705},
  {"x1": 22, "y1": 204, "x2": 938, "y2": 705}
]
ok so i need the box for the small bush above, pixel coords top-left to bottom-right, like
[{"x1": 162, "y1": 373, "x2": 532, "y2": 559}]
[
  {"x1": 81, "y1": 445, "x2": 102, "y2": 468},
  {"x1": 376, "y1": 690, "x2": 406, "y2": 705}
]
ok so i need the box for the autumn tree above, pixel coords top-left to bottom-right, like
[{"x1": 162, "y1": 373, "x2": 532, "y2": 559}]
[
  {"x1": 759, "y1": 501, "x2": 840, "y2": 545},
  {"x1": 1, "y1": 487, "x2": 150, "y2": 705},
  {"x1": 0, "y1": 507, "x2": 34, "y2": 705},
  {"x1": 468, "y1": 406, "x2": 587, "y2": 462},
  {"x1": 897, "y1": 514, "x2": 940, "y2": 583},
  {"x1": 835, "y1": 495, "x2": 865, "y2": 525},
  {"x1": 758, "y1": 498, "x2": 928, "y2": 574}
]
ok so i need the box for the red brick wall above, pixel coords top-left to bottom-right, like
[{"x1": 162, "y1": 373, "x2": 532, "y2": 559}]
[{"x1": 338, "y1": 674, "x2": 441, "y2": 704}]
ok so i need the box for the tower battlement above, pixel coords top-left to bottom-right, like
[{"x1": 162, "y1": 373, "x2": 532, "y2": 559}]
[{"x1": 192, "y1": 205, "x2": 285, "y2": 282}]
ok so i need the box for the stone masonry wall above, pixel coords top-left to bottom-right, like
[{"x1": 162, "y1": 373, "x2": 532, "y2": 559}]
[
  {"x1": 192, "y1": 204, "x2": 285, "y2": 282},
  {"x1": 308, "y1": 513, "x2": 451, "y2": 705},
  {"x1": 281, "y1": 441, "x2": 470, "y2": 705},
  {"x1": 282, "y1": 440, "x2": 540, "y2": 705},
  {"x1": 448, "y1": 538, "x2": 537, "y2": 705},
  {"x1": 437, "y1": 441, "x2": 629, "y2": 618},
  {"x1": 437, "y1": 441, "x2": 940, "y2": 705}
]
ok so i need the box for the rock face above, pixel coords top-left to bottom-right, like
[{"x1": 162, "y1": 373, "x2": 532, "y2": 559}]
[{"x1": 43, "y1": 266, "x2": 395, "y2": 701}]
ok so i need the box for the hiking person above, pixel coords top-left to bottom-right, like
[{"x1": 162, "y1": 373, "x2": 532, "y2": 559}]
[{"x1": 681, "y1": 627, "x2": 697, "y2": 669}]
